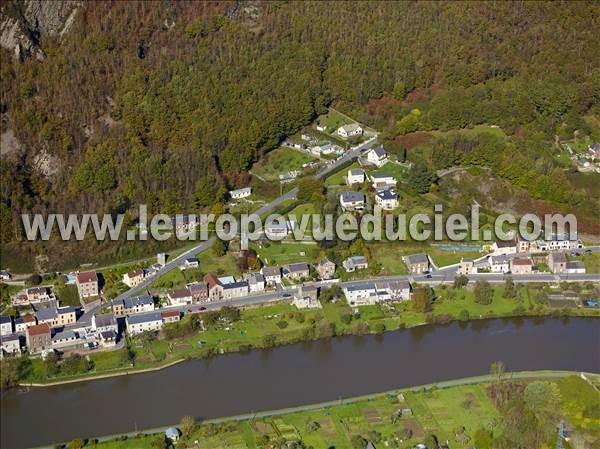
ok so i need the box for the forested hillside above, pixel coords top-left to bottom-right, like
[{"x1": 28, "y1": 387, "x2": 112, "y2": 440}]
[{"x1": 1, "y1": 1, "x2": 599, "y2": 270}]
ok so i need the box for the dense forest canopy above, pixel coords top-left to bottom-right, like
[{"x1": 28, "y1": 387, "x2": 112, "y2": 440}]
[{"x1": 1, "y1": 1, "x2": 599, "y2": 267}]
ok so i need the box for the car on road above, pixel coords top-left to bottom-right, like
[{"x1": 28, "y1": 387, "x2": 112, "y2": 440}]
[
  {"x1": 584, "y1": 249, "x2": 592, "y2": 254},
  {"x1": 572, "y1": 251, "x2": 581, "y2": 256}
]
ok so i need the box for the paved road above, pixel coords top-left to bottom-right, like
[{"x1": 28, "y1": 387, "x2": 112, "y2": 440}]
[{"x1": 77, "y1": 138, "x2": 380, "y2": 324}]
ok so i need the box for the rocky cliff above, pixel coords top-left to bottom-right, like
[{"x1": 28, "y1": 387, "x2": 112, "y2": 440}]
[{"x1": 0, "y1": 0, "x2": 79, "y2": 60}]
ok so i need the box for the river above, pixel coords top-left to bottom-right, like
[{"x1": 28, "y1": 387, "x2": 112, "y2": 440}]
[{"x1": 1, "y1": 317, "x2": 598, "y2": 448}]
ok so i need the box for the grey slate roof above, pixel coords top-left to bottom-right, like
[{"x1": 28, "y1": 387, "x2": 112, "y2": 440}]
[
  {"x1": 262, "y1": 266, "x2": 281, "y2": 277},
  {"x1": 0, "y1": 315, "x2": 11, "y2": 324},
  {"x1": 566, "y1": 261, "x2": 585, "y2": 269},
  {"x1": 127, "y1": 311, "x2": 162, "y2": 325},
  {"x1": 376, "y1": 190, "x2": 397, "y2": 200},
  {"x1": 286, "y1": 262, "x2": 309, "y2": 273},
  {"x1": 349, "y1": 168, "x2": 364, "y2": 176},
  {"x1": 346, "y1": 283, "x2": 376, "y2": 292},
  {"x1": 123, "y1": 294, "x2": 154, "y2": 309},
  {"x1": 94, "y1": 313, "x2": 116, "y2": 328},
  {"x1": 340, "y1": 191, "x2": 365, "y2": 203},
  {"x1": 405, "y1": 253, "x2": 429, "y2": 265},
  {"x1": 222, "y1": 281, "x2": 249, "y2": 290},
  {"x1": 35, "y1": 308, "x2": 58, "y2": 321}
]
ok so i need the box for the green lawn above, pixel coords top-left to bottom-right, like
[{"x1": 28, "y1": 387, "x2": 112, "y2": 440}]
[
  {"x1": 326, "y1": 162, "x2": 361, "y2": 186},
  {"x1": 251, "y1": 147, "x2": 316, "y2": 182},
  {"x1": 252, "y1": 241, "x2": 319, "y2": 266},
  {"x1": 315, "y1": 109, "x2": 354, "y2": 133}
]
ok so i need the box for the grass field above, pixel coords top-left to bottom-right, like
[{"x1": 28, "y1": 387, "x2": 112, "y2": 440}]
[
  {"x1": 315, "y1": 109, "x2": 355, "y2": 133},
  {"x1": 251, "y1": 147, "x2": 316, "y2": 182},
  {"x1": 252, "y1": 241, "x2": 319, "y2": 266},
  {"x1": 326, "y1": 161, "x2": 361, "y2": 186}
]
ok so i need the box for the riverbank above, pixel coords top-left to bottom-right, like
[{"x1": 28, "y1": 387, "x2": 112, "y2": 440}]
[
  {"x1": 3, "y1": 317, "x2": 598, "y2": 448},
  {"x1": 14, "y1": 285, "x2": 600, "y2": 387},
  {"x1": 44, "y1": 370, "x2": 600, "y2": 449}
]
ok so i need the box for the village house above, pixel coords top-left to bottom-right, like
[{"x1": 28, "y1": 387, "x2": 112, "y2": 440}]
[
  {"x1": 14, "y1": 315, "x2": 36, "y2": 333},
  {"x1": 261, "y1": 266, "x2": 282, "y2": 286},
  {"x1": 293, "y1": 285, "x2": 321, "y2": 309},
  {"x1": 404, "y1": 253, "x2": 430, "y2": 274},
  {"x1": 342, "y1": 256, "x2": 368, "y2": 272},
  {"x1": 0, "y1": 334, "x2": 21, "y2": 359},
  {"x1": 56, "y1": 306, "x2": 77, "y2": 326},
  {"x1": 511, "y1": 258, "x2": 533, "y2": 275},
  {"x1": 337, "y1": 123, "x2": 363, "y2": 138},
  {"x1": 204, "y1": 273, "x2": 224, "y2": 300},
  {"x1": 113, "y1": 294, "x2": 155, "y2": 316},
  {"x1": 566, "y1": 261, "x2": 586, "y2": 274},
  {"x1": 370, "y1": 173, "x2": 397, "y2": 190},
  {"x1": 0, "y1": 270, "x2": 10, "y2": 282},
  {"x1": 182, "y1": 257, "x2": 199, "y2": 269},
  {"x1": 0, "y1": 316, "x2": 12, "y2": 336},
  {"x1": 26, "y1": 323, "x2": 52, "y2": 354},
  {"x1": 25, "y1": 286, "x2": 53, "y2": 303},
  {"x1": 161, "y1": 310, "x2": 181, "y2": 323},
  {"x1": 340, "y1": 191, "x2": 366, "y2": 211},
  {"x1": 491, "y1": 239, "x2": 517, "y2": 256},
  {"x1": 534, "y1": 234, "x2": 583, "y2": 252},
  {"x1": 218, "y1": 275, "x2": 236, "y2": 285},
  {"x1": 76, "y1": 271, "x2": 99, "y2": 299},
  {"x1": 172, "y1": 215, "x2": 198, "y2": 234},
  {"x1": 52, "y1": 330, "x2": 84, "y2": 351},
  {"x1": 126, "y1": 311, "x2": 163, "y2": 336},
  {"x1": 35, "y1": 308, "x2": 58, "y2": 327},
  {"x1": 264, "y1": 221, "x2": 293, "y2": 240},
  {"x1": 375, "y1": 189, "x2": 399, "y2": 210},
  {"x1": 516, "y1": 235, "x2": 530, "y2": 253},
  {"x1": 167, "y1": 287, "x2": 193, "y2": 306},
  {"x1": 222, "y1": 281, "x2": 249, "y2": 299},
  {"x1": 366, "y1": 146, "x2": 389, "y2": 167},
  {"x1": 347, "y1": 168, "x2": 366, "y2": 185},
  {"x1": 488, "y1": 255, "x2": 510, "y2": 273},
  {"x1": 343, "y1": 283, "x2": 378, "y2": 306},
  {"x1": 99, "y1": 330, "x2": 117, "y2": 348},
  {"x1": 457, "y1": 258, "x2": 475, "y2": 276},
  {"x1": 316, "y1": 258, "x2": 336, "y2": 280},
  {"x1": 246, "y1": 272, "x2": 266, "y2": 292},
  {"x1": 548, "y1": 252, "x2": 567, "y2": 274},
  {"x1": 122, "y1": 269, "x2": 144, "y2": 288},
  {"x1": 188, "y1": 283, "x2": 209, "y2": 302},
  {"x1": 228, "y1": 187, "x2": 252, "y2": 200},
  {"x1": 374, "y1": 279, "x2": 411, "y2": 301},
  {"x1": 92, "y1": 313, "x2": 118, "y2": 333},
  {"x1": 283, "y1": 262, "x2": 310, "y2": 280}
]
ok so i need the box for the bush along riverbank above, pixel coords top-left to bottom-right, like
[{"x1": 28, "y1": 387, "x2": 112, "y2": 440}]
[
  {"x1": 1, "y1": 282, "x2": 599, "y2": 388},
  {"x1": 61, "y1": 371, "x2": 600, "y2": 449}
]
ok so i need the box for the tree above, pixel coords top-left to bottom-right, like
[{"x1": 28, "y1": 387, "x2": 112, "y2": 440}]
[
  {"x1": 503, "y1": 276, "x2": 517, "y2": 298},
  {"x1": 458, "y1": 309, "x2": 469, "y2": 321},
  {"x1": 524, "y1": 381, "x2": 561, "y2": 424},
  {"x1": 180, "y1": 415, "x2": 197, "y2": 440},
  {"x1": 320, "y1": 285, "x2": 342, "y2": 303},
  {"x1": 473, "y1": 427, "x2": 494, "y2": 449},
  {"x1": 350, "y1": 435, "x2": 367, "y2": 449},
  {"x1": 263, "y1": 334, "x2": 276, "y2": 347},
  {"x1": 67, "y1": 438, "x2": 85, "y2": 449},
  {"x1": 305, "y1": 420, "x2": 320, "y2": 432},
  {"x1": 297, "y1": 177, "x2": 325, "y2": 203},
  {"x1": 474, "y1": 280, "x2": 493, "y2": 305},
  {"x1": 407, "y1": 161, "x2": 436, "y2": 194},
  {"x1": 43, "y1": 352, "x2": 60, "y2": 377},
  {"x1": 412, "y1": 286, "x2": 433, "y2": 313},
  {"x1": 453, "y1": 274, "x2": 469, "y2": 289},
  {"x1": 212, "y1": 238, "x2": 227, "y2": 257},
  {"x1": 392, "y1": 80, "x2": 405, "y2": 100}
]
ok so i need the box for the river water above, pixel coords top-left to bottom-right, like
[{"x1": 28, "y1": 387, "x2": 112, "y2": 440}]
[{"x1": 1, "y1": 317, "x2": 598, "y2": 448}]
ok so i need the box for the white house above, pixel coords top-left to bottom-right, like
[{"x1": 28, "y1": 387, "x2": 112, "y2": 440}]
[
  {"x1": 487, "y1": 255, "x2": 510, "y2": 273},
  {"x1": 343, "y1": 283, "x2": 378, "y2": 306},
  {"x1": 0, "y1": 334, "x2": 21, "y2": 359},
  {"x1": 114, "y1": 294, "x2": 155, "y2": 316},
  {"x1": 261, "y1": 266, "x2": 281, "y2": 285},
  {"x1": 316, "y1": 124, "x2": 327, "y2": 132},
  {"x1": 375, "y1": 189, "x2": 399, "y2": 210},
  {"x1": 183, "y1": 257, "x2": 200, "y2": 269},
  {"x1": 370, "y1": 173, "x2": 397, "y2": 190},
  {"x1": 533, "y1": 234, "x2": 583, "y2": 252},
  {"x1": 126, "y1": 312, "x2": 164, "y2": 336},
  {"x1": 340, "y1": 191, "x2": 366, "y2": 211},
  {"x1": 366, "y1": 146, "x2": 389, "y2": 167},
  {"x1": 92, "y1": 313, "x2": 118, "y2": 333},
  {"x1": 347, "y1": 168, "x2": 366, "y2": 185},
  {"x1": 222, "y1": 281, "x2": 249, "y2": 299},
  {"x1": 229, "y1": 187, "x2": 252, "y2": 200},
  {"x1": 375, "y1": 279, "x2": 411, "y2": 301},
  {"x1": 457, "y1": 258, "x2": 475, "y2": 276},
  {"x1": 246, "y1": 272, "x2": 266, "y2": 292},
  {"x1": 491, "y1": 239, "x2": 518, "y2": 256},
  {"x1": 167, "y1": 288, "x2": 193, "y2": 306},
  {"x1": 343, "y1": 256, "x2": 369, "y2": 272},
  {"x1": 122, "y1": 269, "x2": 144, "y2": 288},
  {"x1": 337, "y1": 123, "x2": 363, "y2": 138},
  {"x1": 0, "y1": 270, "x2": 11, "y2": 282},
  {"x1": 0, "y1": 316, "x2": 12, "y2": 336}
]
